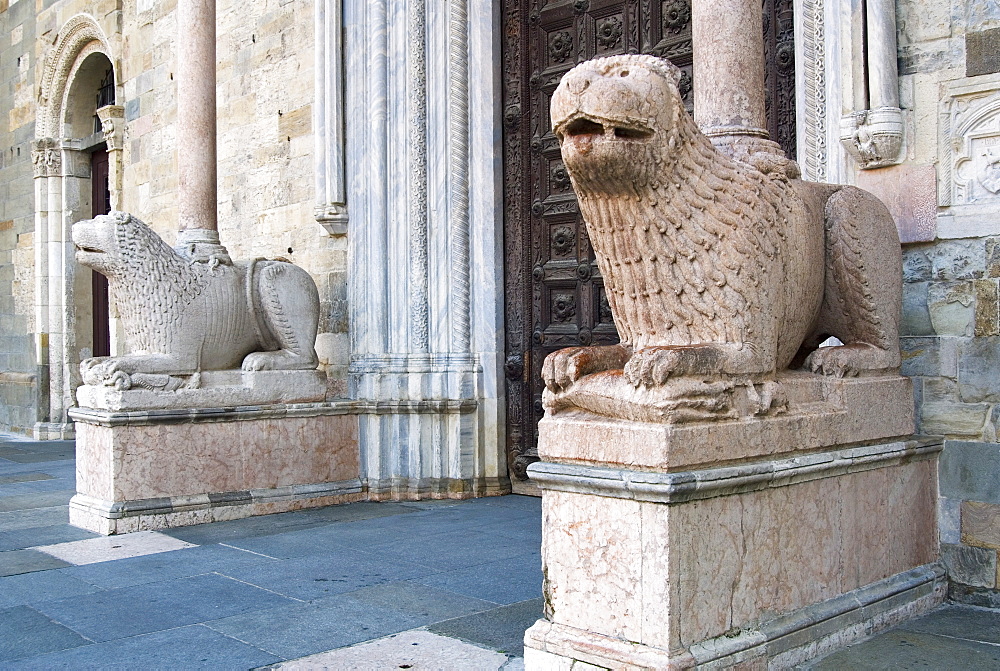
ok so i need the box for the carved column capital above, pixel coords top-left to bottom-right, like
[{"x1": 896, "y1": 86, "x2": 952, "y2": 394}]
[
  {"x1": 839, "y1": 107, "x2": 904, "y2": 170},
  {"x1": 97, "y1": 105, "x2": 126, "y2": 152},
  {"x1": 31, "y1": 138, "x2": 61, "y2": 178}
]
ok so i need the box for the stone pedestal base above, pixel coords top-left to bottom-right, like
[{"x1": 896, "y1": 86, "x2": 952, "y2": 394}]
[
  {"x1": 68, "y1": 402, "x2": 360, "y2": 535},
  {"x1": 524, "y1": 375, "x2": 942, "y2": 669}
]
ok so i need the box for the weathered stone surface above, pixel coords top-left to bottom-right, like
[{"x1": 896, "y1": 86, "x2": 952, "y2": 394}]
[
  {"x1": 902, "y1": 248, "x2": 932, "y2": 282},
  {"x1": 942, "y1": 543, "x2": 997, "y2": 588},
  {"x1": 974, "y1": 280, "x2": 1000, "y2": 335},
  {"x1": 967, "y1": 28, "x2": 1000, "y2": 77},
  {"x1": 901, "y1": 282, "x2": 934, "y2": 336},
  {"x1": 939, "y1": 440, "x2": 1000, "y2": 504},
  {"x1": 927, "y1": 240, "x2": 988, "y2": 281},
  {"x1": 922, "y1": 377, "x2": 960, "y2": 404},
  {"x1": 921, "y1": 402, "x2": 989, "y2": 437},
  {"x1": 928, "y1": 282, "x2": 976, "y2": 336},
  {"x1": 542, "y1": 55, "x2": 904, "y2": 423},
  {"x1": 900, "y1": 336, "x2": 958, "y2": 378},
  {"x1": 963, "y1": 501, "x2": 1000, "y2": 550},
  {"x1": 940, "y1": 496, "x2": 962, "y2": 544},
  {"x1": 958, "y1": 337, "x2": 1000, "y2": 402},
  {"x1": 856, "y1": 165, "x2": 936, "y2": 242}
]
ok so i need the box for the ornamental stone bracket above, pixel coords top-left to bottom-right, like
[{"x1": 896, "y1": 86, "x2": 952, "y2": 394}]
[
  {"x1": 30, "y1": 138, "x2": 61, "y2": 178},
  {"x1": 937, "y1": 74, "x2": 1000, "y2": 238},
  {"x1": 839, "y1": 106, "x2": 905, "y2": 169},
  {"x1": 97, "y1": 104, "x2": 125, "y2": 209}
]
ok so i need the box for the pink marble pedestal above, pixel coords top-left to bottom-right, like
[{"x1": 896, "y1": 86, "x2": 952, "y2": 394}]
[
  {"x1": 523, "y1": 375, "x2": 945, "y2": 669},
  {"x1": 68, "y1": 403, "x2": 361, "y2": 535}
]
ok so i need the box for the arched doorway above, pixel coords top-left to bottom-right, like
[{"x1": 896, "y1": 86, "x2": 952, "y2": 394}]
[{"x1": 32, "y1": 16, "x2": 123, "y2": 439}]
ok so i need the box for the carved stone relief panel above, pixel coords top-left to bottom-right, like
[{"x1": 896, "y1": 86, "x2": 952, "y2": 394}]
[{"x1": 945, "y1": 87, "x2": 1000, "y2": 204}]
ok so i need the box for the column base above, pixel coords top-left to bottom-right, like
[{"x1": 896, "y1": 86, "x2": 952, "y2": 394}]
[
  {"x1": 68, "y1": 402, "x2": 360, "y2": 535},
  {"x1": 33, "y1": 422, "x2": 75, "y2": 440}
]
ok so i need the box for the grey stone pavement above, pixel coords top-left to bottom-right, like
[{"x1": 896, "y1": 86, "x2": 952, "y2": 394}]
[{"x1": 1, "y1": 432, "x2": 1000, "y2": 670}]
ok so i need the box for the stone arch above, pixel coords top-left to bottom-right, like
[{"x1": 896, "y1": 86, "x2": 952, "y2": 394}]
[
  {"x1": 37, "y1": 14, "x2": 118, "y2": 141},
  {"x1": 31, "y1": 15, "x2": 124, "y2": 439}
]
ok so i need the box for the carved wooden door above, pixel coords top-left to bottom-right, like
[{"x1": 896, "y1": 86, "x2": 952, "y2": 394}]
[
  {"x1": 501, "y1": 0, "x2": 794, "y2": 482},
  {"x1": 90, "y1": 147, "x2": 111, "y2": 358}
]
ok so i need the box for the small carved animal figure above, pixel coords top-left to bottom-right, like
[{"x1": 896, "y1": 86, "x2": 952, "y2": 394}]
[
  {"x1": 544, "y1": 55, "x2": 902, "y2": 394},
  {"x1": 73, "y1": 212, "x2": 320, "y2": 390}
]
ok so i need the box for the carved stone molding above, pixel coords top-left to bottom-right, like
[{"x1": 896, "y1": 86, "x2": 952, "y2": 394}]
[
  {"x1": 314, "y1": 0, "x2": 348, "y2": 236},
  {"x1": 797, "y1": 0, "x2": 828, "y2": 182},
  {"x1": 38, "y1": 15, "x2": 114, "y2": 140},
  {"x1": 839, "y1": 106, "x2": 905, "y2": 169}
]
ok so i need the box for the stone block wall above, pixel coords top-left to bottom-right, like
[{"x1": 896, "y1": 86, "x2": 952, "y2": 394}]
[
  {"x1": 894, "y1": 0, "x2": 1000, "y2": 604},
  {"x1": 1, "y1": 0, "x2": 348, "y2": 434},
  {"x1": 0, "y1": 0, "x2": 40, "y2": 433}
]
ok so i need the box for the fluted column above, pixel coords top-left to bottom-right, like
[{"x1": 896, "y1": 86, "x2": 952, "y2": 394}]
[{"x1": 692, "y1": 0, "x2": 783, "y2": 160}]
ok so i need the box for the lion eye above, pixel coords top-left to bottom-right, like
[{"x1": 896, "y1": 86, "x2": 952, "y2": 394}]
[{"x1": 614, "y1": 127, "x2": 652, "y2": 140}]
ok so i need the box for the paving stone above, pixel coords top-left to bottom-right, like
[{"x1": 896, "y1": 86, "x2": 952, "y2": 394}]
[
  {"x1": 0, "y1": 491, "x2": 77, "y2": 512},
  {"x1": 6, "y1": 624, "x2": 280, "y2": 670},
  {"x1": 274, "y1": 629, "x2": 509, "y2": 670},
  {"x1": 415, "y1": 552, "x2": 542, "y2": 605},
  {"x1": 0, "y1": 506, "x2": 69, "y2": 533},
  {"x1": 32, "y1": 573, "x2": 297, "y2": 642},
  {"x1": 900, "y1": 605, "x2": 1000, "y2": 645},
  {"x1": 0, "y1": 479, "x2": 80, "y2": 497},
  {"x1": 36, "y1": 530, "x2": 196, "y2": 566},
  {"x1": 217, "y1": 547, "x2": 440, "y2": 601},
  {"x1": 63, "y1": 543, "x2": 278, "y2": 590},
  {"x1": 0, "y1": 605, "x2": 89, "y2": 662},
  {"x1": 0, "y1": 473, "x2": 53, "y2": 485},
  {"x1": 0, "y1": 524, "x2": 98, "y2": 552},
  {"x1": 161, "y1": 501, "x2": 415, "y2": 545},
  {"x1": 0, "y1": 570, "x2": 102, "y2": 609},
  {"x1": 0, "y1": 442, "x2": 75, "y2": 463},
  {"x1": 807, "y1": 628, "x2": 1000, "y2": 669},
  {"x1": 342, "y1": 581, "x2": 497, "y2": 621},
  {"x1": 204, "y1": 592, "x2": 423, "y2": 660},
  {"x1": 0, "y1": 549, "x2": 73, "y2": 577},
  {"x1": 361, "y1": 528, "x2": 538, "y2": 573},
  {"x1": 428, "y1": 598, "x2": 544, "y2": 657}
]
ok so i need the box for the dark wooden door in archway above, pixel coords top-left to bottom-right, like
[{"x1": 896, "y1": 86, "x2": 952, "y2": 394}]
[
  {"x1": 90, "y1": 146, "x2": 111, "y2": 358},
  {"x1": 501, "y1": 0, "x2": 796, "y2": 481}
]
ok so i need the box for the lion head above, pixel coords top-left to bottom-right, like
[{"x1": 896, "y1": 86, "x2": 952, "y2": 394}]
[
  {"x1": 551, "y1": 55, "x2": 689, "y2": 196},
  {"x1": 72, "y1": 211, "x2": 131, "y2": 274}
]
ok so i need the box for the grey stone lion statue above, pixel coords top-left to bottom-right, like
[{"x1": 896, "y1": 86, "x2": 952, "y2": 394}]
[
  {"x1": 73, "y1": 211, "x2": 320, "y2": 392},
  {"x1": 543, "y1": 55, "x2": 903, "y2": 421}
]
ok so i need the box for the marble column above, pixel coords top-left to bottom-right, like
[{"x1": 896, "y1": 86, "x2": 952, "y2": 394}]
[
  {"x1": 691, "y1": 0, "x2": 783, "y2": 160},
  {"x1": 865, "y1": 0, "x2": 899, "y2": 110},
  {"x1": 176, "y1": 0, "x2": 226, "y2": 256}
]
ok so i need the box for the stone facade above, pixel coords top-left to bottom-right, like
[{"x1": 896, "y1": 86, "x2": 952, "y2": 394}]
[{"x1": 888, "y1": 0, "x2": 1000, "y2": 604}]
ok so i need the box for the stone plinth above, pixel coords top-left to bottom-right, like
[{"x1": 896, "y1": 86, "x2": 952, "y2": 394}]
[
  {"x1": 524, "y1": 377, "x2": 944, "y2": 669},
  {"x1": 68, "y1": 402, "x2": 361, "y2": 535}
]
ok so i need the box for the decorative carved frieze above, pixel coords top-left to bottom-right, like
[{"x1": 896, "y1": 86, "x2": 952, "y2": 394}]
[{"x1": 31, "y1": 138, "x2": 61, "y2": 178}]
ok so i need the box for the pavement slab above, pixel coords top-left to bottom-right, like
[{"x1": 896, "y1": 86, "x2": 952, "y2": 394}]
[
  {"x1": 0, "y1": 549, "x2": 73, "y2": 577},
  {"x1": 32, "y1": 572, "x2": 299, "y2": 642},
  {"x1": 0, "y1": 570, "x2": 102, "y2": 609},
  {"x1": 427, "y1": 597, "x2": 544, "y2": 657},
  {"x1": 271, "y1": 629, "x2": 510, "y2": 670},
  {"x1": 4, "y1": 624, "x2": 280, "y2": 671},
  {"x1": 0, "y1": 605, "x2": 91, "y2": 663},
  {"x1": 414, "y1": 551, "x2": 543, "y2": 605},
  {"x1": 0, "y1": 524, "x2": 99, "y2": 552},
  {"x1": 36, "y1": 530, "x2": 196, "y2": 565}
]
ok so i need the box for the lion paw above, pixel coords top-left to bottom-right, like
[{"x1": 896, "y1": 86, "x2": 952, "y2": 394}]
[
  {"x1": 804, "y1": 345, "x2": 863, "y2": 378},
  {"x1": 624, "y1": 347, "x2": 684, "y2": 387},
  {"x1": 542, "y1": 347, "x2": 590, "y2": 392},
  {"x1": 242, "y1": 349, "x2": 318, "y2": 372}
]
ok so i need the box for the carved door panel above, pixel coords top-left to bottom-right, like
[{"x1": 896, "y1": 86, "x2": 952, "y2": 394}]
[
  {"x1": 501, "y1": 0, "x2": 794, "y2": 482},
  {"x1": 763, "y1": 0, "x2": 797, "y2": 158}
]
